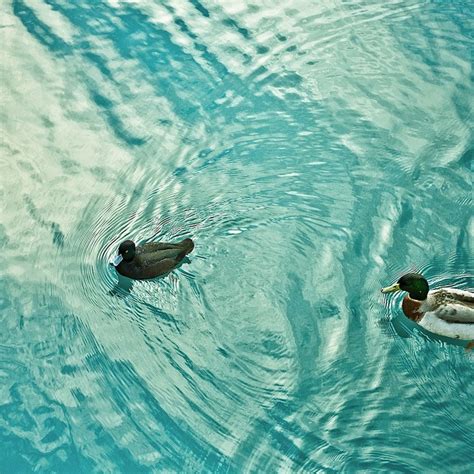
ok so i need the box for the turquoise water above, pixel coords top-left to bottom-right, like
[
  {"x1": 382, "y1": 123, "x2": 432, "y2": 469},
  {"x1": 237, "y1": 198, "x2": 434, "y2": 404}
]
[{"x1": 1, "y1": 0, "x2": 473, "y2": 471}]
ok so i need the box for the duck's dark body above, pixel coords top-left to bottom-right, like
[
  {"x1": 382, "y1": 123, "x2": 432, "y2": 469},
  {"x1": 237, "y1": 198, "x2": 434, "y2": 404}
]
[{"x1": 115, "y1": 238, "x2": 194, "y2": 280}]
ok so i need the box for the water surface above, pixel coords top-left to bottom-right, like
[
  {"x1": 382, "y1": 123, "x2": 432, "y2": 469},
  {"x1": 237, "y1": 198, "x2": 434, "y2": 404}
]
[{"x1": 1, "y1": 0, "x2": 473, "y2": 472}]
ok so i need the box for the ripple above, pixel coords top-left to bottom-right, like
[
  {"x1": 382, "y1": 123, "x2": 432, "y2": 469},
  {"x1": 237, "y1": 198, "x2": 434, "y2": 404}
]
[{"x1": 2, "y1": 0, "x2": 473, "y2": 470}]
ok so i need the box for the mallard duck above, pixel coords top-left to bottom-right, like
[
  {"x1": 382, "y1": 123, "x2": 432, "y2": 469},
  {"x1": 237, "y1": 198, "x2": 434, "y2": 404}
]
[
  {"x1": 381, "y1": 273, "x2": 474, "y2": 343},
  {"x1": 111, "y1": 238, "x2": 194, "y2": 280}
]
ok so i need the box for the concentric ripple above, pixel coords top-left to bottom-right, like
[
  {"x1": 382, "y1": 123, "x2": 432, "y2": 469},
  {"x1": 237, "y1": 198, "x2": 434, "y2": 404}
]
[{"x1": 1, "y1": 0, "x2": 473, "y2": 472}]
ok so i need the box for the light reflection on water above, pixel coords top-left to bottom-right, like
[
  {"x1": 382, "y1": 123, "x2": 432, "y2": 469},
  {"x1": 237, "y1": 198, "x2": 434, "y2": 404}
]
[{"x1": 1, "y1": 0, "x2": 472, "y2": 472}]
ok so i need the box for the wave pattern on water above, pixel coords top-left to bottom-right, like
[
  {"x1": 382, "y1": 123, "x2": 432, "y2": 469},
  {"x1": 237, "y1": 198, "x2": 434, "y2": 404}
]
[{"x1": 1, "y1": 0, "x2": 473, "y2": 472}]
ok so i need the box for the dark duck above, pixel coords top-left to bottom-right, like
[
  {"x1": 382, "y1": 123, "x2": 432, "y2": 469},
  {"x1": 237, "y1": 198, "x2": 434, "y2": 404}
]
[{"x1": 111, "y1": 238, "x2": 194, "y2": 280}]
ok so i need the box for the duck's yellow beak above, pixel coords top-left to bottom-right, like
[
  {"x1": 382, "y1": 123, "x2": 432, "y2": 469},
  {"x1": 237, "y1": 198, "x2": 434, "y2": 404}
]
[{"x1": 381, "y1": 282, "x2": 400, "y2": 293}]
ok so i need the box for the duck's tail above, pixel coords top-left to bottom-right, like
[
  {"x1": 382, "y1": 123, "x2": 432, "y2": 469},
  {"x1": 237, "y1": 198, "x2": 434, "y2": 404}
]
[
  {"x1": 181, "y1": 238, "x2": 194, "y2": 254},
  {"x1": 176, "y1": 238, "x2": 194, "y2": 261}
]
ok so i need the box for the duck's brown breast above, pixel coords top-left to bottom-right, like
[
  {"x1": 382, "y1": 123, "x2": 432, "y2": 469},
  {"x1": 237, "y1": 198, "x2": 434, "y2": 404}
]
[{"x1": 402, "y1": 296, "x2": 424, "y2": 322}]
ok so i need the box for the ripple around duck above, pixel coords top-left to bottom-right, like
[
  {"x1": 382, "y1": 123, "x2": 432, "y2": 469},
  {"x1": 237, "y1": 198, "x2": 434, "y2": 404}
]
[{"x1": 381, "y1": 270, "x2": 474, "y2": 465}]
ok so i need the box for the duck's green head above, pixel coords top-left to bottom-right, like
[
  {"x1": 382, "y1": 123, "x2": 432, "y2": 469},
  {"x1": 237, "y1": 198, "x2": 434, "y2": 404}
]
[
  {"x1": 381, "y1": 273, "x2": 429, "y2": 301},
  {"x1": 112, "y1": 240, "x2": 136, "y2": 266}
]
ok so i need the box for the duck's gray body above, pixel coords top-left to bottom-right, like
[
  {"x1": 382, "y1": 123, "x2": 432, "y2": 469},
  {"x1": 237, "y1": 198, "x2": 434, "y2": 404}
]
[{"x1": 114, "y1": 238, "x2": 194, "y2": 280}]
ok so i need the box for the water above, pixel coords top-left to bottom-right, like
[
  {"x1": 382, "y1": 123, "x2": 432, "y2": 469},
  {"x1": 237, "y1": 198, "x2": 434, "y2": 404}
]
[{"x1": 1, "y1": 0, "x2": 473, "y2": 472}]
